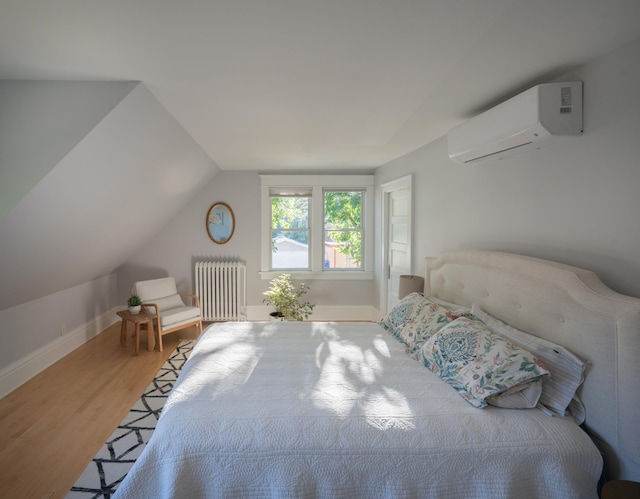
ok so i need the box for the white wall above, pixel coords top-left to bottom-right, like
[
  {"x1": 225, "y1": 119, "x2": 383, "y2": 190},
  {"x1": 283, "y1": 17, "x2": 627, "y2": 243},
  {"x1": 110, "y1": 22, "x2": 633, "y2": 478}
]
[
  {"x1": 117, "y1": 170, "x2": 375, "y2": 318},
  {"x1": 375, "y1": 37, "x2": 640, "y2": 304},
  {"x1": 0, "y1": 274, "x2": 118, "y2": 398}
]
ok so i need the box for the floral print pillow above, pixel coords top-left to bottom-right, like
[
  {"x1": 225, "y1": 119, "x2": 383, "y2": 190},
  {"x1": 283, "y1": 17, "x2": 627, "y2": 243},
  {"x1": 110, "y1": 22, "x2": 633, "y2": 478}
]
[
  {"x1": 421, "y1": 317, "x2": 549, "y2": 408},
  {"x1": 378, "y1": 293, "x2": 430, "y2": 341},
  {"x1": 378, "y1": 293, "x2": 455, "y2": 350},
  {"x1": 400, "y1": 303, "x2": 457, "y2": 352}
]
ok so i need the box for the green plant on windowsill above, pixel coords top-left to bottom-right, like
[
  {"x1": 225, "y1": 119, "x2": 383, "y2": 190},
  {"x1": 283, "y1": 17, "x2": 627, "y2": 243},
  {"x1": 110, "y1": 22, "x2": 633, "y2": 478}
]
[{"x1": 263, "y1": 273, "x2": 314, "y2": 321}]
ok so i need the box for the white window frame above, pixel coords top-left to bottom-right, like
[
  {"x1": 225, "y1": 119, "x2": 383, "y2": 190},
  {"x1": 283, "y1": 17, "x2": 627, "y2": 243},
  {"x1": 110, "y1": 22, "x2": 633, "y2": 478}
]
[{"x1": 260, "y1": 175, "x2": 374, "y2": 280}]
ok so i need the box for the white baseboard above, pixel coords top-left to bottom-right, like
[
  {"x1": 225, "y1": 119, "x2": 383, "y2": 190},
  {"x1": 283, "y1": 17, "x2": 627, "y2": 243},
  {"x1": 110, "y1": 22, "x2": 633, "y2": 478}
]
[
  {"x1": 0, "y1": 308, "x2": 120, "y2": 399},
  {"x1": 247, "y1": 305, "x2": 380, "y2": 322}
]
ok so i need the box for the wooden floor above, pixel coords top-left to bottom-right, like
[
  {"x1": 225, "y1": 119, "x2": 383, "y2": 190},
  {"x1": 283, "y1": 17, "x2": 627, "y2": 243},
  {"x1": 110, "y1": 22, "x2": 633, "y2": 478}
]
[{"x1": 0, "y1": 321, "x2": 200, "y2": 499}]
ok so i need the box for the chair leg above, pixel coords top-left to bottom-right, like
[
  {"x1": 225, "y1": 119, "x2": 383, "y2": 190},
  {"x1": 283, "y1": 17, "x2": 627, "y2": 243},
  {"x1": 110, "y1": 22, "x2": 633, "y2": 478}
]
[
  {"x1": 147, "y1": 319, "x2": 155, "y2": 351},
  {"x1": 157, "y1": 328, "x2": 163, "y2": 352}
]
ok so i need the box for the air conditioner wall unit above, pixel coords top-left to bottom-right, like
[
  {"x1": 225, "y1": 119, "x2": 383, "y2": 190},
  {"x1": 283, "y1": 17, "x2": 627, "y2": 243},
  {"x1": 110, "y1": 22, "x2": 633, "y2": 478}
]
[{"x1": 447, "y1": 82, "x2": 583, "y2": 165}]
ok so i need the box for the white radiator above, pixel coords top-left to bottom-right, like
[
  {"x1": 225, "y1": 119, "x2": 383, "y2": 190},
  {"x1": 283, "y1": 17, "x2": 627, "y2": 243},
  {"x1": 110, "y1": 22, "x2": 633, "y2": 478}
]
[{"x1": 195, "y1": 261, "x2": 247, "y2": 321}]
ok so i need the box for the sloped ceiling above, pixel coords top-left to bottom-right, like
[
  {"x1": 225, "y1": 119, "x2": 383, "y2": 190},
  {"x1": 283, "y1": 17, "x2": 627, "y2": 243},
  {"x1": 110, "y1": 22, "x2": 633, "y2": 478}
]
[
  {"x1": 1, "y1": 1, "x2": 640, "y2": 170},
  {"x1": 0, "y1": 80, "x2": 138, "y2": 218},
  {"x1": 0, "y1": 83, "x2": 219, "y2": 310}
]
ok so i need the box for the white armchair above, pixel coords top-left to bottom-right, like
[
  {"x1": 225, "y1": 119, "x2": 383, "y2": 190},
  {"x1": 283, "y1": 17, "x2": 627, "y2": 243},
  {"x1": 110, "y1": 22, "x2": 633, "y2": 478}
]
[{"x1": 133, "y1": 277, "x2": 202, "y2": 352}]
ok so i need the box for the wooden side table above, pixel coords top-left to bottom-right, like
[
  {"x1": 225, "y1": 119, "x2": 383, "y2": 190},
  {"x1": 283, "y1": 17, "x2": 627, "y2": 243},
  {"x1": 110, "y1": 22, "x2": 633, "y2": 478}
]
[{"x1": 116, "y1": 309, "x2": 156, "y2": 355}]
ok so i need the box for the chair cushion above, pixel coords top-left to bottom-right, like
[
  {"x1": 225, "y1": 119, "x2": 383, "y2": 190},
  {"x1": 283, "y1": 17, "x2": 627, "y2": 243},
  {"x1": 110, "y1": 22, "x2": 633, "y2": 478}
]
[
  {"x1": 134, "y1": 277, "x2": 178, "y2": 301},
  {"x1": 160, "y1": 306, "x2": 200, "y2": 328},
  {"x1": 152, "y1": 294, "x2": 185, "y2": 311}
]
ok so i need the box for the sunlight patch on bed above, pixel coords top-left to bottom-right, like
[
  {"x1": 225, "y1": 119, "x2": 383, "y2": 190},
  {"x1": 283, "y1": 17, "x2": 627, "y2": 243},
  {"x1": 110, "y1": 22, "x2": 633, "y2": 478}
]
[
  {"x1": 372, "y1": 335, "x2": 391, "y2": 358},
  {"x1": 310, "y1": 336, "x2": 413, "y2": 429},
  {"x1": 167, "y1": 340, "x2": 262, "y2": 407},
  {"x1": 361, "y1": 387, "x2": 416, "y2": 431},
  {"x1": 310, "y1": 322, "x2": 341, "y2": 340}
]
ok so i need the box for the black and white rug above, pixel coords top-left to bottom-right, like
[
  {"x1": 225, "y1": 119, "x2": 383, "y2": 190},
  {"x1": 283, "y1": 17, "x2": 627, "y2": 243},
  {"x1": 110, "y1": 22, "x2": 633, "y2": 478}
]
[{"x1": 67, "y1": 340, "x2": 194, "y2": 498}]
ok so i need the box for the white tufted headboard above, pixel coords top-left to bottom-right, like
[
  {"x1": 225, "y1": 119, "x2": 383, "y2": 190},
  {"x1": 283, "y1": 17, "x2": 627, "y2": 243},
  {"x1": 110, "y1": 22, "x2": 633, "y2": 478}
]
[{"x1": 425, "y1": 250, "x2": 640, "y2": 482}]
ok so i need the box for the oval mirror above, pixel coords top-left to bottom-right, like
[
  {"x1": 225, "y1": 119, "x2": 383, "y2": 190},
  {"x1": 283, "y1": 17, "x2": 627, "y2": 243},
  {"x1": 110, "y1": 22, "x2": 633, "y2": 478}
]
[{"x1": 206, "y1": 202, "x2": 235, "y2": 244}]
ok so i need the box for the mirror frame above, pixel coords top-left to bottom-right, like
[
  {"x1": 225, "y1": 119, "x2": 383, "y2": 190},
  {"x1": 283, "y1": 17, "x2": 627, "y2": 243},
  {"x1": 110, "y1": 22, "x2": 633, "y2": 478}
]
[{"x1": 206, "y1": 202, "x2": 235, "y2": 245}]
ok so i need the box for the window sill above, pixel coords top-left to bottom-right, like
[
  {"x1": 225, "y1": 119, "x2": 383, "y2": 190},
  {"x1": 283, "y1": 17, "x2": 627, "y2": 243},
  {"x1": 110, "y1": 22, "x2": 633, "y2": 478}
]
[{"x1": 260, "y1": 271, "x2": 374, "y2": 281}]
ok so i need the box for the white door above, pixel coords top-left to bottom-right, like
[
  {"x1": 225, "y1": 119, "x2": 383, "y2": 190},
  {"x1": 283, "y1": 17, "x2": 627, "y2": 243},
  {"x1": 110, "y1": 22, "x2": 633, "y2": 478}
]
[{"x1": 381, "y1": 175, "x2": 412, "y2": 315}]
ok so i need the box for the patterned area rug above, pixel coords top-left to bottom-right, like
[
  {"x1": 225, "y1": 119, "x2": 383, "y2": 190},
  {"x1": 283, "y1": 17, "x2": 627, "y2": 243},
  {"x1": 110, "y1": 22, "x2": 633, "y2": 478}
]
[{"x1": 67, "y1": 340, "x2": 194, "y2": 498}]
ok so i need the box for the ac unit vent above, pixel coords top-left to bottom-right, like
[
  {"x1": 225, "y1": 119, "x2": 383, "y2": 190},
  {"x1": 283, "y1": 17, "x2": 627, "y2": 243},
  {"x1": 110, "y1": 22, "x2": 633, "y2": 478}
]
[{"x1": 447, "y1": 81, "x2": 583, "y2": 165}]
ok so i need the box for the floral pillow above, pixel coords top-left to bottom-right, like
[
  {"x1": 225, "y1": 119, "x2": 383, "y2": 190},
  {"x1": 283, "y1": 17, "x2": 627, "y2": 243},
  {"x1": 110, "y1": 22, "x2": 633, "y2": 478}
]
[
  {"x1": 421, "y1": 317, "x2": 550, "y2": 408},
  {"x1": 378, "y1": 293, "x2": 430, "y2": 341},
  {"x1": 400, "y1": 303, "x2": 458, "y2": 354},
  {"x1": 378, "y1": 293, "x2": 456, "y2": 352}
]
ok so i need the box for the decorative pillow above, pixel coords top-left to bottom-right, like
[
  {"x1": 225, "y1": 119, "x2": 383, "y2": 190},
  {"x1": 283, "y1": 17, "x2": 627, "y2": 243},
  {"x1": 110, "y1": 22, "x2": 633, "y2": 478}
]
[
  {"x1": 378, "y1": 293, "x2": 456, "y2": 358},
  {"x1": 471, "y1": 305, "x2": 586, "y2": 420},
  {"x1": 378, "y1": 292, "x2": 430, "y2": 342},
  {"x1": 421, "y1": 317, "x2": 550, "y2": 408},
  {"x1": 399, "y1": 301, "x2": 456, "y2": 348}
]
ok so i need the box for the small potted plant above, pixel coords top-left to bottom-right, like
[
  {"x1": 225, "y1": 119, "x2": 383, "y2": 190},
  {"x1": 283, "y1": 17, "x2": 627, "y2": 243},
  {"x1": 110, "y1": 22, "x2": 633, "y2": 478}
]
[
  {"x1": 263, "y1": 273, "x2": 314, "y2": 321},
  {"x1": 128, "y1": 294, "x2": 142, "y2": 315}
]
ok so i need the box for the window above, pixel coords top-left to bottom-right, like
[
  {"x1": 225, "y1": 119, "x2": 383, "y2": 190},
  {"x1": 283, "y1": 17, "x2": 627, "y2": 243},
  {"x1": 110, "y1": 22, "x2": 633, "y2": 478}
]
[
  {"x1": 270, "y1": 189, "x2": 311, "y2": 270},
  {"x1": 261, "y1": 175, "x2": 373, "y2": 279},
  {"x1": 323, "y1": 190, "x2": 362, "y2": 270}
]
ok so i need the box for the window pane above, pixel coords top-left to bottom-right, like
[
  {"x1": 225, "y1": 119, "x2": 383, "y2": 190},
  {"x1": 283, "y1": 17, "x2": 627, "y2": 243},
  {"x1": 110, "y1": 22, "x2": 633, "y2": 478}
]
[
  {"x1": 271, "y1": 195, "x2": 310, "y2": 270},
  {"x1": 324, "y1": 230, "x2": 362, "y2": 269},
  {"x1": 324, "y1": 191, "x2": 363, "y2": 269},
  {"x1": 271, "y1": 196, "x2": 308, "y2": 229},
  {"x1": 324, "y1": 191, "x2": 362, "y2": 228},
  {"x1": 272, "y1": 231, "x2": 309, "y2": 269}
]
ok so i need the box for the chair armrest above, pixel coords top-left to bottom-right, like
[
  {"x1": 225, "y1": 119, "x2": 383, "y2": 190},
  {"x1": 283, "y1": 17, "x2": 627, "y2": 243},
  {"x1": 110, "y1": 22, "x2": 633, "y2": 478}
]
[
  {"x1": 141, "y1": 302, "x2": 160, "y2": 318},
  {"x1": 180, "y1": 293, "x2": 201, "y2": 308}
]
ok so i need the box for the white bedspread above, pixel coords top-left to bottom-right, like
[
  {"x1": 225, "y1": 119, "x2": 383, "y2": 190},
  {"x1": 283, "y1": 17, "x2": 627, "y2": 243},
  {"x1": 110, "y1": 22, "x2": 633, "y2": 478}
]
[{"x1": 114, "y1": 322, "x2": 602, "y2": 498}]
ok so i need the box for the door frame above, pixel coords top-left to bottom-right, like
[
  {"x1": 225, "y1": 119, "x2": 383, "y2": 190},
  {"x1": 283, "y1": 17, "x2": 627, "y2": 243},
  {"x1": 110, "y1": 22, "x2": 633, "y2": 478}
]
[{"x1": 379, "y1": 174, "x2": 413, "y2": 316}]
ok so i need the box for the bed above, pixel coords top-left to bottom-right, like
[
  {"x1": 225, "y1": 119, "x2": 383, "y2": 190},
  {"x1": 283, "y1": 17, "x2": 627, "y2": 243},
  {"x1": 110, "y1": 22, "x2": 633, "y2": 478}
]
[{"x1": 114, "y1": 250, "x2": 640, "y2": 498}]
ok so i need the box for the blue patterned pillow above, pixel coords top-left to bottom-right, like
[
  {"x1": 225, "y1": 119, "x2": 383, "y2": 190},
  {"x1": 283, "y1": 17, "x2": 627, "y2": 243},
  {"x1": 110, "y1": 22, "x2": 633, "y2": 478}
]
[
  {"x1": 421, "y1": 317, "x2": 550, "y2": 408},
  {"x1": 401, "y1": 305, "x2": 461, "y2": 363},
  {"x1": 378, "y1": 293, "x2": 430, "y2": 342},
  {"x1": 379, "y1": 293, "x2": 455, "y2": 350}
]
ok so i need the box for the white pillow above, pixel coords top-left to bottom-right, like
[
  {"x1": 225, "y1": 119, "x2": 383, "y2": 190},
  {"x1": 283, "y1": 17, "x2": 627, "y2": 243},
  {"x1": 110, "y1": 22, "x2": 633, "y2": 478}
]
[
  {"x1": 427, "y1": 296, "x2": 472, "y2": 316},
  {"x1": 472, "y1": 305, "x2": 586, "y2": 421},
  {"x1": 486, "y1": 381, "x2": 542, "y2": 409}
]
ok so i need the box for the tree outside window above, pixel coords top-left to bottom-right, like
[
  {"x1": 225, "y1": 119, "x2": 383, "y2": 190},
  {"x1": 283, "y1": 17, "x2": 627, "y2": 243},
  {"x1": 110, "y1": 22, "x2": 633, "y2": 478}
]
[{"x1": 323, "y1": 190, "x2": 362, "y2": 269}]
